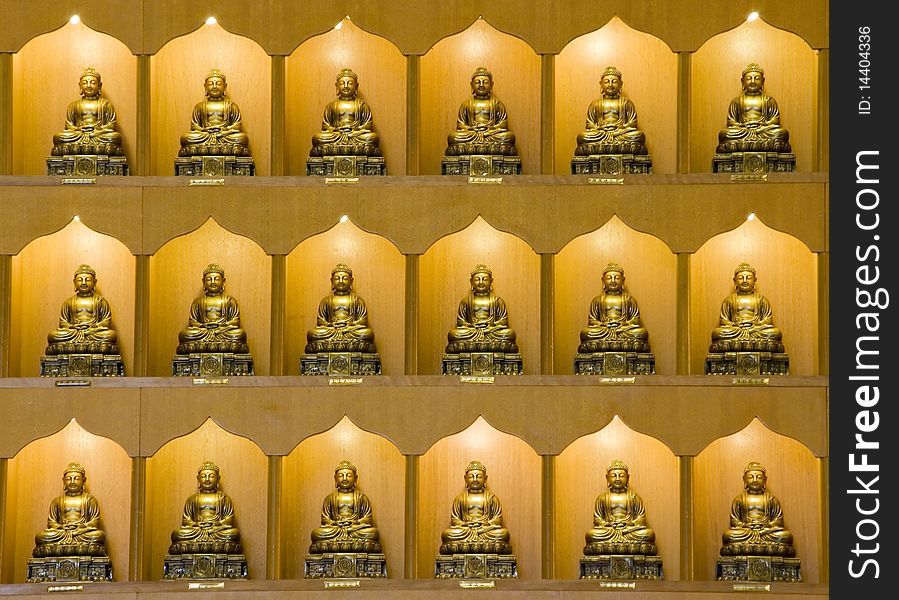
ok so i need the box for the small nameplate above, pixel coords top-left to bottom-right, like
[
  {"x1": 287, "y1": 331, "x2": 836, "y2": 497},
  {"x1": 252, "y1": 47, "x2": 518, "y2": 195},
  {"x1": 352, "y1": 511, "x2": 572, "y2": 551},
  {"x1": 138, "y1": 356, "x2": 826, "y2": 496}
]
[
  {"x1": 324, "y1": 580, "x2": 361, "y2": 588},
  {"x1": 460, "y1": 376, "x2": 495, "y2": 384},
  {"x1": 61, "y1": 178, "x2": 96, "y2": 185},
  {"x1": 460, "y1": 581, "x2": 495, "y2": 588},
  {"x1": 48, "y1": 584, "x2": 83, "y2": 592},
  {"x1": 188, "y1": 581, "x2": 225, "y2": 590},
  {"x1": 192, "y1": 378, "x2": 229, "y2": 385},
  {"x1": 599, "y1": 581, "x2": 636, "y2": 589},
  {"x1": 189, "y1": 178, "x2": 225, "y2": 186},
  {"x1": 730, "y1": 174, "x2": 767, "y2": 182},
  {"x1": 329, "y1": 377, "x2": 363, "y2": 385},
  {"x1": 54, "y1": 379, "x2": 91, "y2": 387},
  {"x1": 325, "y1": 177, "x2": 359, "y2": 184},
  {"x1": 732, "y1": 377, "x2": 770, "y2": 386},
  {"x1": 468, "y1": 176, "x2": 503, "y2": 184},
  {"x1": 599, "y1": 376, "x2": 636, "y2": 384},
  {"x1": 733, "y1": 583, "x2": 770, "y2": 592},
  {"x1": 588, "y1": 177, "x2": 624, "y2": 185}
]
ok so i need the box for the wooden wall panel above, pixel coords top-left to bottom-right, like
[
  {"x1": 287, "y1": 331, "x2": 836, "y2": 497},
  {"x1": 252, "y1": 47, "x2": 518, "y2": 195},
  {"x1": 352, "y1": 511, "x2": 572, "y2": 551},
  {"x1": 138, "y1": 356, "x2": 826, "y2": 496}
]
[
  {"x1": 553, "y1": 216, "x2": 677, "y2": 375},
  {"x1": 279, "y1": 416, "x2": 406, "y2": 579},
  {"x1": 554, "y1": 417, "x2": 680, "y2": 580},
  {"x1": 11, "y1": 22, "x2": 137, "y2": 175},
  {"x1": 554, "y1": 17, "x2": 678, "y2": 175},
  {"x1": 285, "y1": 19, "x2": 407, "y2": 176},
  {"x1": 144, "y1": 419, "x2": 268, "y2": 581},
  {"x1": 690, "y1": 217, "x2": 818, "y2": 376},
  {"x1": 9, "y1": 219, "x2": 136, "y2": 377},
  {"x1": 693, "y1": 418, "x2": 822, "y2": 583},
  {"x1": 149, "y1": 23, "x2": 271, "y2": 176},
  {"x1": 419, "y1": 19, "x2": 541, "y2": 175}
]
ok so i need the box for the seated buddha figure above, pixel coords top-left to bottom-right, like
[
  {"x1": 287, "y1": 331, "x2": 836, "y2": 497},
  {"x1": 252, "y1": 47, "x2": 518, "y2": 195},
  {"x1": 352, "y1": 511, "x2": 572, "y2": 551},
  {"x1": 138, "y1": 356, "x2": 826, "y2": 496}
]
[
  {"x1": 305, "y1": 264, "x2": 377, "y2": 353},
  {"x1": 310, "y1": 68, "x2": 381, "y2": 157},
  {"x1": 33, "y1": 463, "x2": 108, "y2": 558},
  {"x1": 446, "y1": 265, "x2": 518, "y2": 353},
  {"x1": 440, "y1": 461, "x2": 512, "y2": 555},
  {"x1": 51, "y1": 67, "x2": 124, "y2": 156},
  {"x1": 575, "y1": 67, "x2": 647, "y2": 155},
  {"x1": 309, "y1": 460, "x2": 382, "y2": 554},
  {"x1": 45, "y1": 264, "x2": 119, "y2": 355},
  {"x1": 584, "y1": 460, "x2": 657, "y2": 556},
  {"x1": 445, "y1": 67, "x2": 517, "y2": 156},
  {"x1": 169, "y1": 462, "x2": 243, "y2": 555},
  {"x1": 179, "y1": 69, "x2": 251, "y2": 157},
  {"x1": 720, "y1": 462, "x2": 795, "y2": 557},
  {"x1": 716, "y1": 64, "x2": 791, "y2": 153},
  {"x1": 578, "y1": 263, "x2": 650, "y2": 353},
  {"x1": 176, "y1": 264, "x2": 249, "y2": 354},
  {"x1": 709, "y1": 263, "x2": 784, "y2": 353}
]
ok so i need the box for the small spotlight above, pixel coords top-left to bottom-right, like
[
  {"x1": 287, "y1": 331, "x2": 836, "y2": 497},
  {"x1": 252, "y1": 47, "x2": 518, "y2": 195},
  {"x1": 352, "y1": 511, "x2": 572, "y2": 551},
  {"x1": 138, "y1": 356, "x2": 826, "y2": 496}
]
[
  {"x1": 339, "y1": 214, "x2": 349, "y2": 223},
  {"x1": 747, "y1": 213, "x2": 756, "y2": 221},
  {"x1": 205, "y1": 16, "x2": 217, "y2": 25},
  {"x1": 747, "y1": 12, "x2": 759, "y2": 21},
  {"x1": 334, "y1": 20, "x2": 343, "y2": 30},
  {"x1": 73, "y1": 215, "x2": 81, "y2": 222},
  {"x1": 69, "y1": 15, "x2": 81, "y2": 25}
]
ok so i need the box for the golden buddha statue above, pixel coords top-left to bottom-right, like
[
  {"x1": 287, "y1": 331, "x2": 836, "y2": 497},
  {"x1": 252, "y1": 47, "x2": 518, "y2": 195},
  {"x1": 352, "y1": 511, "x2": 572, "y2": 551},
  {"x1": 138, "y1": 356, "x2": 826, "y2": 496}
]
[
  {"x1": 720, "y1": 462, "x2": 795, "y2": 557},
  {"x1": 176, "y1": 264, "x2": 249, "y2": 354},
  {"x1": 578, "y1": 263, "x2": 650, "y2": 353},
  {"x1": 709, "y1": 263, "x2": 784, "y2": 353},
  {"x1": 439, "y1": 461, "x2": 512, "y2": 555},
  {"x1": 445, "y1": 67, "x2": 517, "y2": 156},
  {"x1": 51, "y1": 68, "x2": 124, "y2": 157},
  {"x1": 45, "y1": 265, "x2": 119, "y2": 356},
  {"x1": 33, "y1": 463, "x2": 108, "y2": 558},
  {"x1": 305, "y1": 264, "x2": 377, "y2": 354},
  {"x1": 716, "y1": 64, "x2": 791, "y2": 153},
  {"x1": 169, "y1": 461, "x2": 243, "y2": 555},
  {"x1": 179, "y1": 69, "x2": 251, "y2": 157},
  {"x1": 575, "y1": 67, "x2": 647, "y2": 156},
  {"x1": 310, "y1": 68, "x2": 381, "y2": 157},
  {"x1": 584, "y1": 460, "x2": 657, "y2": 556},
  {"x1": 445, "y1": 265, "x2": 518, "y2": 354},
  {"x1": 309, "y1": 460, "x2": 382, "y2": 554}
]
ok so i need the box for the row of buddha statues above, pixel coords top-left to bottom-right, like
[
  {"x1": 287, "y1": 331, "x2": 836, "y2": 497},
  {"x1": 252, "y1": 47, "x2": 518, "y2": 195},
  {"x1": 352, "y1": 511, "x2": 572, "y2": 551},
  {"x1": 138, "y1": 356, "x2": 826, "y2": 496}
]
[
  {"x1": 37, "y1": 261, "x2": 789, "y2": 378},
  {"x1": 46, "y1": 63, "x2": 794, "y2": 177},
  {"x1": 25, "y1": 459, "x2": 801, "y2": 583}
]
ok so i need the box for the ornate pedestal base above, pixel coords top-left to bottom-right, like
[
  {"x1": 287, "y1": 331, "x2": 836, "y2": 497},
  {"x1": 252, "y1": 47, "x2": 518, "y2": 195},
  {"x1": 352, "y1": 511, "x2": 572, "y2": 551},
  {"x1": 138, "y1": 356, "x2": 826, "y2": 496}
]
[
  {"x1": 40, "y1": 354, "x2": 124, "y2": 377},
  {"x1": 171, "y1": 353, "x2": 254, "y2": 376},
  {"x1": 574, "y1": 351, "x2": 655, "y2": 375},
  {"x1": 579, "y1": 555, "x2": 663, "y2": 580},
  {"x1": 442, "y1": 352, "x2": 523, "y2": 376},
  {"x1": 174, "y1": 156, "x2": 255, "y2": 176},
  {"x1": 442, "y1": 155, "x2": 521, "y2": 176},
  {"x1": 570, "y1": 154, "x2": 652, "y2": 175},
  {"x1": 304, "y1": 553, "x2": 387, "y2": 578},
  {"x1": 716, "y1": 556, "x2": 801, "y2": 582},
  {"x1": 705, "y1": 351, "x2": 789, "y2": 375},
  {"x1": 300, "y1": 352, "x2": 382, "y2": 376},
  {"x1": 27, "y1": 556, "x2": 113, "y2": 583},
  {"x1": 712, "y1": 151, "x2": 795, "y2": 174},
  {"x1": 163, "y1": 553, "x2": 248, "y2": 580},
  {"x1": 306, "y1": 155, "x2": 386, "y2": 176},
  {"x1": 46, "y1": 155, "x2": 128, "y2": 176},
  {"x1": 434, "y1": 554, "x2": 518, "y2": 579}
]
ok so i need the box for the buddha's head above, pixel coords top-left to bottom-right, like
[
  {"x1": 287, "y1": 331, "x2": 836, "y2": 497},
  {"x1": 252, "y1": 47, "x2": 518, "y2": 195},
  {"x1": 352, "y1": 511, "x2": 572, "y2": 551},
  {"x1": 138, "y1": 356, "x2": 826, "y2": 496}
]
[
  {"x1": 464, "y1": 460, "x2": 488, "y2": 492},
  {"x1": 335, "y1": 68, "x2": 359, "y2": 100},
  {"x1": 331, "y1": 264, "x2": 354, "y2": 294},
  {"x1": 740, "y1": 64, "x2": 765, "y2": 94},
  {"x1": 197, "y1": 461, "x2": 221, "y2": 492},
  {"x1": 601, "y1": 262, "x2": 625, "y2": 293},
  {"x1": 204, "y1": 68, "x2": 227, "y2": 100},
  {"x1": 469, "y1": 264, "x2": 493, "y2": 295},
  {"x1": 733, "y1": 263, "x2": 758, "y2": 293},
  {"x1": 62, "y1": 462, "x2": 87, "y2": 495},
  {"x1": 742, "y1": 461, "x2": 768, "y2": 493},
  {"x1": 73, "y1": 264, "x2": 97, "y2": 295},
  {"x1": 334, "y1": 460, "x2": 358, "y2": 492},
  {"x1": 600, "y1": 66, "x2": 623, "y2": 98},
  {"x1": 202, "y1": 264, "x2": 226, "y2": 295},
  {"x1": 470, "y1": 67, "x2": 494, "y2": 99},
  {"x1": 78, "y1": 67, "x2": 102, "y2": 99},
  {"x1": 605, "y1": 459, "x2": 630, "y2": 492}
]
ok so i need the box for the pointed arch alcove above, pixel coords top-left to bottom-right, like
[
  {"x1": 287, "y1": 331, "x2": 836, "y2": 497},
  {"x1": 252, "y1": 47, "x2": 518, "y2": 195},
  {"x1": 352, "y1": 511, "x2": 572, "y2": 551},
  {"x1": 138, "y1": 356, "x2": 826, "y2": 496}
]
[
  {"x1": 553, "y1": 215, "x2": 677, "y2": 375},
  {"x1": 554, "y1": 16, "x2": 677, "y2": 175},
  {"x1": 693, "y1": 418, "x2": 822, "y2": 583},
  {"x1": 417, "y1": 416, "x2": 541, "y2": 579},
  {"x1": 1, "y1": 419, "x2": 131, "y2": 584},
  {"x1": 148, "y1": 218, "x2": 271, "y2": 376},
  {"x1": 144, "y1": 418, "x2": 268, "y2": 581}
]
